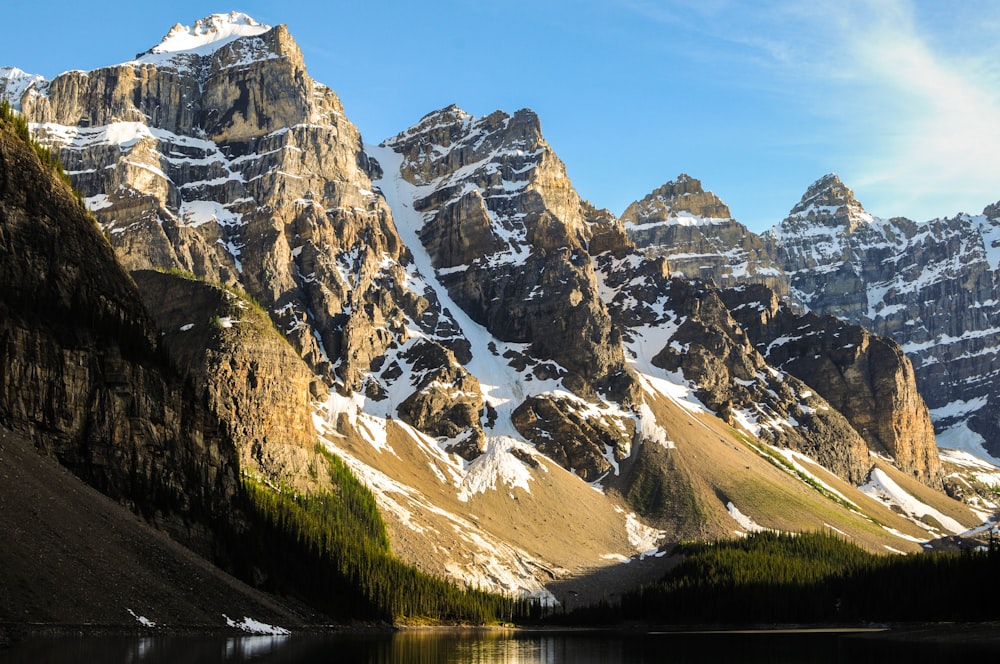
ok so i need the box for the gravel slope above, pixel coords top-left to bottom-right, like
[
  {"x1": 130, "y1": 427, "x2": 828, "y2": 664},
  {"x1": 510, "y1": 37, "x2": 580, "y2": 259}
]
[{"x1": 0, "y1": 426, "x2": 322, "y2": 634}]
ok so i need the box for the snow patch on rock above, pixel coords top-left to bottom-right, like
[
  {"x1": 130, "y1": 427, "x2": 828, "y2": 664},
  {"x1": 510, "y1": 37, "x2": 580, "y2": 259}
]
[
  {"x1": 860, "y1": 468, "x2": 965, "y2": 535},
  {"x1": 223, "y1": 614, "x2": 290, "y2": 635}
]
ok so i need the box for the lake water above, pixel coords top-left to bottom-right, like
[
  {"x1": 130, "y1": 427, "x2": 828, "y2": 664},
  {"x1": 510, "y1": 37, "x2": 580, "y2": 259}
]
[{"x1": 1, "y1": 628, "x2": 993, "y2": 663}]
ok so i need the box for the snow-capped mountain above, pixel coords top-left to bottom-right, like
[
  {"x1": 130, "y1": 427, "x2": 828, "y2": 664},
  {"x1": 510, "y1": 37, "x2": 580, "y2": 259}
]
[
  {"x1": 770, "y1": 176, "x2": 1000, "y2": 463},
  {"x1": 140, "y1": 11, "x2": 271, "y2": 59},
  {"x1": 627, "y1": 173, "x2": 1000, "y2": 465},
  {"x1": 2, "y1": 13, "x2": 995, "y2": 607}
]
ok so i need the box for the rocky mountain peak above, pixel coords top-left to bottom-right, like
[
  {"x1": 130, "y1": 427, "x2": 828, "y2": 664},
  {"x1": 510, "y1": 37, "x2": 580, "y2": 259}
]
[
  {"x1": 785, "y1": 173, "x2": 872, "y2": 231},
  {"x1": 0, "y1": 67, "x2": 46, "y2": 111},
  {"x1": 379, "y1": 103, "x2": 639, "y2": 403},
  {"x1": 621, "y1": 173, "x2": 732, "y2": 225},
  {"x1": 649, "y1": 173, "x2": 707, "y2": 199},
  {"x1": 384, "y1": 105, "x2": 544, "y2": 189},
  {"x1": 129, "y1": 13, "x2": 305, "y2": 97},
  {"x1": 984, "y1": 200, "x2": 1000, "y2": 220},
  {"x1": 392, "y1": 104, "x2": 472, "y2": 144},
  {"x1": 620, "y1": 175, "x2": 786, "y2": 297},
  {"x1": 140, "y1": 12, "x2": 271, "y2": 58}
]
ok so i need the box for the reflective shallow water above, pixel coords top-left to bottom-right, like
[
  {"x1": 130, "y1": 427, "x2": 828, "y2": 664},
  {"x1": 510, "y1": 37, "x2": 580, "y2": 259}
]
[{"x1": 1, "y1": 628, "x2": 993, "y2": 663}]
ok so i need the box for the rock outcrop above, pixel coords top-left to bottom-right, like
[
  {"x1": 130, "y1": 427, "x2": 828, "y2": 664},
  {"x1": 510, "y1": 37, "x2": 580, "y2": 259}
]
[
  {"x1": 721, "y1": 284, "x2": 942, "y2": 486},
  {"x1": 592, "y1": 248, "x2": 873, "y2": 485},
  {"x1": 622, "y1": 174, "x2": 788, "y2": 298},
  {"x1": 768, "y1": 176, "x2": 1000, "y2": 459},
  {"x1": 382, "y1": 105, "x2": 638, "y2": 405},
  {"x1": 511, "y1": 395, "x2": 635, "y2": 482},
  {"x1": 651, "y1": 280, "x2": 873, "y2": 484},
  {"x1": 394, "y1": 339, "x2": 486, "y2": 459},
  {"x1": 623, "y1": 174, "x2": 733, "y2": 222},
  {"x1": 627, "y1": 172, "x2": 1000, "y2": 461},
  {"x1": 131, "y1": 270, "x2": 330, "y2": 493}
]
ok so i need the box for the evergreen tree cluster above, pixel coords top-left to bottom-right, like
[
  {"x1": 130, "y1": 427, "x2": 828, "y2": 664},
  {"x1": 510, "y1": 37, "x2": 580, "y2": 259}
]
[
  {"x1": 614, "y1": 531, "x2": 1000, "y2": 625},
  {"x1": 231, "y1": 449, "x2": 539, "y2": 624}
]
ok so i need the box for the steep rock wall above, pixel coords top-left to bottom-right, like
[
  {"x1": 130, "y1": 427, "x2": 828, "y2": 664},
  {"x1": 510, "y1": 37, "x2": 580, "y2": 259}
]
[
  {"x1": 0, "y1": 124, "x2": 239, "y2": 551},
  {"x1": 722, "y1": 284, "x2": 942, "y2": 487}
]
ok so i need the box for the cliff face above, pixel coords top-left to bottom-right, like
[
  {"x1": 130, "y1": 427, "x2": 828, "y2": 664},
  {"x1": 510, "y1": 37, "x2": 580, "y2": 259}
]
[
  {"x1": 13, "y1": 14, "x2": 429, "y2": 399},
  {"x1": 593, "y1": 252, "x2": 873, "y2": 484},
  {"x1": 0, "y1": 122, "x2": 239, "y2": 551},
  {"x1": 381, "y1": 106, "x2": 638, "y2": 404},
  {"x1": 721, "y1": 284, "x2": 942, "y2": 486},
  {"x1": 131, "y1": 270, "x2": 330, "y2": 494},
  {"x1": 768, "y1": 176, "x2": 1000, "y2": 460}
]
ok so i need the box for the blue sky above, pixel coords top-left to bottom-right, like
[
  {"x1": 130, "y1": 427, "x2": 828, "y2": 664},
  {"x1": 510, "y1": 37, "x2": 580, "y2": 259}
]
[{"x1": 3, "y1": 1, "x2": 999, "y2": 231}]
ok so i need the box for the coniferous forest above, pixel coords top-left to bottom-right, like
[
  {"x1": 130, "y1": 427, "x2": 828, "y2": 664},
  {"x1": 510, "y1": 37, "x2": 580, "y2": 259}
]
[
  {"x1": 227, "y1": 450, "x2": 539, "y2": 624},
  {"x1": 554, "y1": 531, "x2": 1000, "y2": 626}
]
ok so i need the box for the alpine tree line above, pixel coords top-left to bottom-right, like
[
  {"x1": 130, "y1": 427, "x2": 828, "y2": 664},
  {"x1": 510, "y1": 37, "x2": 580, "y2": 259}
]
[
  {"x1": 226, "y1": 448, "x2": 540, "y2": 624},
  {"x1": 1, "y1": 99, "x2": 74, "y2": 189}
]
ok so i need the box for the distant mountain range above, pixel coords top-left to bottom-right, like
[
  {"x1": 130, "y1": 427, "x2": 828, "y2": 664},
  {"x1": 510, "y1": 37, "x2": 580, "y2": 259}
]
[
  {"x1": 2, "y1": 12, "x2": 998, "y2": 622},
  {"x1": 626, "y1": 172, "x2": 1000, "y2": 464}
]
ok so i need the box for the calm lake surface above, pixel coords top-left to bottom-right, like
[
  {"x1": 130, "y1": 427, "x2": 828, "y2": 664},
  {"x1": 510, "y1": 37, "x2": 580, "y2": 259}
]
[{"x1": 1, "y1": 628, "x2": 994, "y2": 663}]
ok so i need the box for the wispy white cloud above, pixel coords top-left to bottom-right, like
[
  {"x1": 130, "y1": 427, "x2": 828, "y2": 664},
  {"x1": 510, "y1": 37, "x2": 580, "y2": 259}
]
[
  {"x1": 833, "y1": 1, "x2": 1000, "y2": 217},
  {"x1": 616, "y1": 0, "x2": 1000, "y2": 219}
]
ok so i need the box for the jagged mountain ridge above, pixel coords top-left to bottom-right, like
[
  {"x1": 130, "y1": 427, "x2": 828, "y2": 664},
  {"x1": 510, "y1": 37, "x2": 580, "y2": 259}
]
[
  {"x1": 627, "y1": 172, "x2": 1000, "y2": 464},
  {"x1": 2, "y1": 12, "x2": 993, "y2": 606},
  {"x1": 3, "y1": 11, "x2": 433, "y2": 399}
]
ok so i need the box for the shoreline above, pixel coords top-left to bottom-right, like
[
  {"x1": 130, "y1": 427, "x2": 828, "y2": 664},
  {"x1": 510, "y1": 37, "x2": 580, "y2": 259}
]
[
  {"x1": 5, "y1": 620, "x2": 998, "y2": 638},
  {"x1": 0, "y1": 621, "x2": 394, "y2": 646},
  {"x1": 4, "y1": 620, "x2": 1000, "y2": 656}
]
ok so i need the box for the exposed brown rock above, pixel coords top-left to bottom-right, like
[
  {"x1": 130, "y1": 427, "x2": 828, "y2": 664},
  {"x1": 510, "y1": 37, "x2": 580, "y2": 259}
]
[
  {"x1": 395, "y1": 339, "x2": 485, "y2": 459},
  {"x1": 131, "y1": 270, "x2": 329, "y2": 493},
  {"x1": 18, "y1": 20, "x2": 436, "y2": 402},
  {"x1": 622, "y1": 174, "x2": 732, "y2": 222},
  {"x1": 385, "y1": 106, "x2": 639, "y2": 404},
  {"x1": 511, "y1": 395, "x2": 635, "y2": 482},
  {"x1": 722, "y1": 283, "x2": 942, "y2": 487},
  {"x1": 622, "y1": 174, "x2": 789, "y2": 298},
  {"x1": 597, "y1": 260, "x2": 873, "y2": 485}
]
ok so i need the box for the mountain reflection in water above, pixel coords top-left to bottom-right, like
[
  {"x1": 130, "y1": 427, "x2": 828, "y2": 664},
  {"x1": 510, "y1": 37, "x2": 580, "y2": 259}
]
[{"x1": 2, "y1": 628, "x2": 994, "y2": 663}]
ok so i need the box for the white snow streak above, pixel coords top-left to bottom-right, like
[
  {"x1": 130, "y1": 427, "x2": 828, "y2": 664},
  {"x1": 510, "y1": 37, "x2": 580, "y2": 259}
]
[
  {"x1": 859, "y1": 468, "x2": 965, "y2": 535},
  {"x1": 223, "y1": 615, "x2": 290, "y2": 636},
  {"x1": 624, "y1": 512, "x2": 665, "y2": 554},
  {"x1": 726, "y1": 501, "x2": 765, "y2": 535}
]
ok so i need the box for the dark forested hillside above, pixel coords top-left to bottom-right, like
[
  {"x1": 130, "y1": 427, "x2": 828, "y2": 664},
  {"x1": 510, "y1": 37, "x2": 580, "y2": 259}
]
[{"x1": 610, "y1": 532, "x2": 1000, "y2": 624}]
